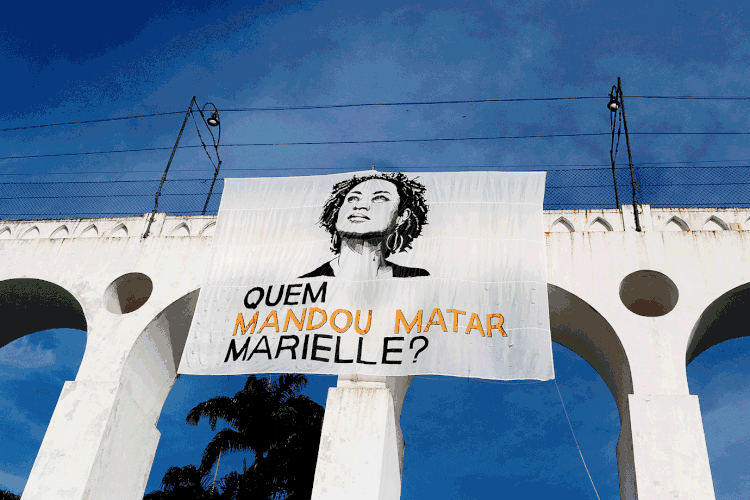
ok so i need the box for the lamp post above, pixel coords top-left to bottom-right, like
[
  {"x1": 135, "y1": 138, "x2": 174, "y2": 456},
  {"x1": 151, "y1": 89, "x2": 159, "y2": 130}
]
[
  {"x1": 195, "y1": 102, "x2": 222, "y2": 215},
  {"x1": 607, "y1": 86, "x2": 621, "y2": 209},
  {"x1": 608, "y1": 78, "x2": 641, "y2": 232},
  {"x1": 143, "y1": 96, "x2": 222, "y2": 238}
]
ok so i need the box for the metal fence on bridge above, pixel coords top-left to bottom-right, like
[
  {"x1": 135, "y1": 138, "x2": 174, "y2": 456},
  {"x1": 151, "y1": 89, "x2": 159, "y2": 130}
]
[{"x1": 1, "y1": 164, "x2": 749, "y2": 220}]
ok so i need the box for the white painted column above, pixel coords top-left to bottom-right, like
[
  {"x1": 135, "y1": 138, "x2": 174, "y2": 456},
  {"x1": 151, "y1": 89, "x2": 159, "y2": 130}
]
[
  {"x1": 626, "y1": 394, "x2": 716, "y2": 500},
  {"x1": 22, "y1": 381, "x2": 161, "y2": 500},
  {"x1": 311, "y1": 375, "x2": 413, "y2": 500}
]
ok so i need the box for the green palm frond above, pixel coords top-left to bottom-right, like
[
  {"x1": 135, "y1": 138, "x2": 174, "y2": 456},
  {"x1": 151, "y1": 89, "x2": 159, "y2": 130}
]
[
  {"x1": 186, "y1": 396, "x2": 238, "y2": 430},
  {"x1": 172, "y1": 374, "x2": 324, "y2": 500}
]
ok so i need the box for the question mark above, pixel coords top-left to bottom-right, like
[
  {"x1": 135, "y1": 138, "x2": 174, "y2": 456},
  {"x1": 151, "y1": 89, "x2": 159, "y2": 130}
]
[{"x1": 410, "y1": 336, "x2": 428, "y2": 363}]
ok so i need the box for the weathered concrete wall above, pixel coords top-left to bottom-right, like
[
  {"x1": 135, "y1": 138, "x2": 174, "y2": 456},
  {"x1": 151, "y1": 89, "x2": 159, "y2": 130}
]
[
  {"x1": 2, "y1": 206, "x2": 746, "y2": 500},
  {"x1": 0, "y1": 214, "x2": 213, "y2": 500}
]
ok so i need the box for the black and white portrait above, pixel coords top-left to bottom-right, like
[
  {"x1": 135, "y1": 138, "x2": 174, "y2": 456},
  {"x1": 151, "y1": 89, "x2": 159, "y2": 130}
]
[{"x1": 300, "y1": 172, "x2": 430, "y2": 280}]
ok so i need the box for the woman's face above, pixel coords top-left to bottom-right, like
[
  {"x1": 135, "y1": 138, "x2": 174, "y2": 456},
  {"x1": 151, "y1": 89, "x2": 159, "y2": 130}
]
[{"x1": 335, "y1": 179, "x2": 402, "y2": 237}]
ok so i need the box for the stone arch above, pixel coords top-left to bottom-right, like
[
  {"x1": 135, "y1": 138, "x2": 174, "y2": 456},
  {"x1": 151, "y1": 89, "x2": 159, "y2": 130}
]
[
  {"x1": 550, "y1": 217, "x2": 574, "y2": 232},
  {"x1": 80, "y1": 224, "x2": 98, "y2": 238},
  {"x1": 50, "y1": 225, "x2": 70, "y2": 239},
  {"x1": 76, "y1": 289, "x2": 200, "y2": 499},
  {"x1": 169, "y1": 222, "x2": 190, "y2": 237},
  {"x1": 0, "y1": 278, "x2": 87, "y2": 348},
  {"x1": 589, "y1": 217, "x2": 613, "y2": 232},
  {"x1": 199, "y1": 221, "x2": 216, "y2": 237},
  {"x1": 120, "y1": 289, "x2": 199, "y2": 425},
  {"x1": 664, "y1": 216, "x2": 689, "y2": 232},
  {"x1": 21, "y1": 226, "x2": 40, "y2": 239},
  {"x1": 548, "y1": 284, "x2": 635, "y2": 500},
  {"x1": 0, "y1": 226, "x2": 12, "y2": 239},
  {"x1": 686, "y1": 282, "x2": 750, "y2": 365},
  {"x1": 108, "y1": 223, "x2": 128, "y2": 238},
  {"x1": 702, "y1": 216, "x2": 728, "y2": 231},
  {"x1": 548, "y1": 284, "x2": 632, "y2": 419}
]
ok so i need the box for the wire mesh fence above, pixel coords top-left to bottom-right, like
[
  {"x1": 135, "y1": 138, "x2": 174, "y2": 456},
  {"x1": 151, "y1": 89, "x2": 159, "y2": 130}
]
[
  {"x1": 634, "y1": 164, "x2": 750, "y2": 208},
  {"x1": 0, "y1": 178, "x2": 224, "y2": 219},
  {"x1": 0, "y1": 165, "x2": 749, "y2": 220}
]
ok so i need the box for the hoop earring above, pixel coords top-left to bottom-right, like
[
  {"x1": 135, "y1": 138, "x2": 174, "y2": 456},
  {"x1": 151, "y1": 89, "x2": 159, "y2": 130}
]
[
  {"x1": 386, "y1": 228, "x2": 401, "y2": 254},
  {"x1": 332, "y1": 232, "x2": 340, "y2": 251}
]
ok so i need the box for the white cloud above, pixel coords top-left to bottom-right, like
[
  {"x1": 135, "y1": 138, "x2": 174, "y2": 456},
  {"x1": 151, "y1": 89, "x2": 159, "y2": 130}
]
[
  {"x1": 0, "y1": 470, "x2": 26, "y2": 494},
  {"x1": 702, "y1": 396, "x2": 750, "y2": 459},
  {"x1": 0, "y1": 337, "x2": 56, "y2": 369},
  {"x1": 0, "y1": 394, "x2": 47, "y2": 440}
]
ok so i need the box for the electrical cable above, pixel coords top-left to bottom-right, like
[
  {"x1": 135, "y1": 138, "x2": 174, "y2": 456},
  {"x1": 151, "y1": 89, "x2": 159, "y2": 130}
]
[
  {"x1": 219, "y1": 95, "x2": 750, "y2": 112},
  {"x1": 3, "y1": 95, "x2": 749, "y2": 134},
  {"x1": 7, "y1": 177, "x2": 748, "y2": 193},
  {"x1": 0, "y1": 111, "x2": 184, "y2": 133},
  {"x1": 215, "y1": 131, "x2": 750, "y2": 147},
  {"x1": 0, "y1": 146, "x2": 176, "y2": 160},
  {"x1": 0, "y1": 193, "x2": 204, "y2": 200},
  {"x1": 554, "y1": 379, "x2": 602, "y2": 500},
  {"x1": 3, "y1": 162, "x2": 750, "y2": 177},
  {"x1": 5, "y1": 131, "x2": 750, "y2": 161},
  {"x1": 0, "y1": 179, "x2": 211, "y2": 186},
  {"x1": 190, "y1": 110, "x2": 218, "y2": 170}
]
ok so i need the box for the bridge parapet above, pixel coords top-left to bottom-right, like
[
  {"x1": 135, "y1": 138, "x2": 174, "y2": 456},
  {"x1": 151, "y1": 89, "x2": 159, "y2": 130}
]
[
  {"x1": 0, "y1": 214, "x2": 217, "y2": 240},
  {"x1": 2, "y1": 206, "x2": 749, "y2": 240},
  {"x1": 545, "y1": 206, "x2": 750, "y2": 232}
]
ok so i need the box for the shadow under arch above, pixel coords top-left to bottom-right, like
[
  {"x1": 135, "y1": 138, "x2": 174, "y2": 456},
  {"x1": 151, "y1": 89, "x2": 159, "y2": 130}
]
[
  {"x1": 548, "y1": 284, "x2": 633, "y2": 419},
  {"x1": 81, "y1": 288, "x2": 201, "y2": 500},
  {"x1": 120, "y1": 288, "x2": 200, "y2": 428},
  {"x1": 686, "y1": 282, "x2": 750, "y2": 365},
  {"x1": 0, "y1": 278, "x2": 87, "y2": 347},
  {"x1": 548, "y1": 283, "x2": 635, "y2": 500}
]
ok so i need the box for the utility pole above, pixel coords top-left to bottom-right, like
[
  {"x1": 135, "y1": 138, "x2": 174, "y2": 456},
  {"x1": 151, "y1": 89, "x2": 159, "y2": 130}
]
[
  {"x1": 143, "y1": 96, "x2": 222, "y2": 235},
  {"x1": 617, "y1": 77, "x2": 641, "y2": 232},
  {"x1": 607, "y1": 87, "x2": 621, "y2": 209},
  {"x1": 143, "y1": 97, "x2": 196, "y2": 239}
]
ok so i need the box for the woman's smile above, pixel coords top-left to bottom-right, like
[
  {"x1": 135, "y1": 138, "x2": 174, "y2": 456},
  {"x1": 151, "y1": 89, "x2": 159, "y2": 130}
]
[{"x1": 348, "y1": 213, "x2": 370, "y2": 222}]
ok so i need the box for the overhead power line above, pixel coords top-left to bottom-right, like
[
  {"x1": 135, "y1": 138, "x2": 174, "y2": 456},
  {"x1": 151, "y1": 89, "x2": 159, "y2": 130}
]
[
  {"x1": 220, "y1": 95, "x2": 750, "y2": 112},
  {"x1": 3, "y1": 158, "x2": 750, "y2": 177},
  {"x1": 224, "y1": 96, "x2": 609, "y2": 112},
  {"x1": 4, "y1": 131, "x2": 750, "y2": 161},
  {"x1": 0, "y1": 178, "x2": 211, "y2": 186},
  {"x1": 0, "y1": 111, "x2": 184, "y2": 133},
  {"x1": 0, "y1": 146, "x2": 177, "y2": 160},
  {"x1": 2, "y1": 95, "x2": 749, "y2": 133}
]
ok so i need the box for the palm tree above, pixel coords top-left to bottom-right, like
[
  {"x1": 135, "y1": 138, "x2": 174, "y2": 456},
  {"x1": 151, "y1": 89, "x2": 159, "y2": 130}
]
[
  {"x1": 143, "y1": 464, "x2": 217, "y2": 499},
  {"x1": 186, "y1": 374, "x2": 324, "y2": 499},
  {"x1": 0, "y1": 489, "x2": 20, "y2": 500}
]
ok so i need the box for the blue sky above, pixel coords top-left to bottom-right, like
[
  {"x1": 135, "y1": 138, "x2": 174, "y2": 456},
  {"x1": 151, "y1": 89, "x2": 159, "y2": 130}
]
[
  {"x1": 2, "y1": 0, "x2": 750, "y2": 498},
  {"x1": 3, "y1": 330, "x2": 750, "y2": 499}
]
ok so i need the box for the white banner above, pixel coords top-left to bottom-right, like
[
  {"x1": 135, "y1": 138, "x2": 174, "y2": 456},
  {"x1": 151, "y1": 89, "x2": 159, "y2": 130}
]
[{"x1": 178, "y1": 171, "x2": 554, "y2": 380}]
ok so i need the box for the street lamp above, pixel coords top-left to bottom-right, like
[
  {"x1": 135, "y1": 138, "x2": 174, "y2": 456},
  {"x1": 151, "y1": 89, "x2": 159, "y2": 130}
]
[
  {"x1": 607, "y1": 86, "x2": 620, "y2": 112},
  {"x1": 608, "y1": 85, "x2": 621, "y2": 209},
  {"x1": 195, "y1": 102, "x2": 222, "y2": 215},
  {"x1": 608, "y1": 78, "x2": 641, "y2": 232},
  {"x1": 143, "y1": 96, "x2": 224, "y2": 238}
]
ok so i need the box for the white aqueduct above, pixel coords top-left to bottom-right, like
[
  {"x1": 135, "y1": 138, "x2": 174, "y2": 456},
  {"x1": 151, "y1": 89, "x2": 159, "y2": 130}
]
[{"x1": 1, "y1": 205, "x2": 749, "y2": 500}]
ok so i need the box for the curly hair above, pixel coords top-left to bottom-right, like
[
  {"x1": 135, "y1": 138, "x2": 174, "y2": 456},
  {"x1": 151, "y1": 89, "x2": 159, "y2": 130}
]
[{"x1": 319, "y1": 172, "x2": 429, "y2": 256}]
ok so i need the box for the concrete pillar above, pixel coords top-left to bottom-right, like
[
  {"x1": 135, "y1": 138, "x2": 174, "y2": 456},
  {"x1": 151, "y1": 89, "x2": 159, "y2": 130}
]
[
  {"x1": 22, "y1": 381, "x2": 161, "y2": 500},
  {"x1": 311, "y1": 375, "x2": 413, "y2": 500},
  {"x1": 625, "y1": 394, "x2": 716, "y2": 500},
  {"x1": 21, "y1": 287, "x2": 197, "y2": 500}
]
